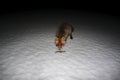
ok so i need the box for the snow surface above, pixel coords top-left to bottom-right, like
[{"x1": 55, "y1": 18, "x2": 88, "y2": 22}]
[{"x1": 0, "y1": 11, "x2": 120, "y2": 80}]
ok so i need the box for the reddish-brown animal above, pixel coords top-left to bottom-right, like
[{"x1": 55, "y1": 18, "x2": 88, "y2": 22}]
[{"x1": 55, "y1": 23, "x2": 74, "y2": 50}]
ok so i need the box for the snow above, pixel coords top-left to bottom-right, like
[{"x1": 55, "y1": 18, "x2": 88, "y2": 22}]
[{"x1": 0, "y1": 11, "x2": 120, "y2": 80}]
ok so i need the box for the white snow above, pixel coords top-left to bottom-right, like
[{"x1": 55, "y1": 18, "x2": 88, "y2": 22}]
[{"x1": 0, "y1": 11, "x2": 120, "y2": 80}]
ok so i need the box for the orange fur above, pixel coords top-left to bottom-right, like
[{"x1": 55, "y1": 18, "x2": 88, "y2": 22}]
[{"x1": 55, "y1": 23, "x2": 74, "y2": 50}]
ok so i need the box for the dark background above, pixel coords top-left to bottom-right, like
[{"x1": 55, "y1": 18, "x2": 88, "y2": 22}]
[
  {"x1": 0, "y1": 5, "x2": 120, "y2": 16},
  {"x1": 0, "y1": 5, "x2": 120, "y2": 36}
]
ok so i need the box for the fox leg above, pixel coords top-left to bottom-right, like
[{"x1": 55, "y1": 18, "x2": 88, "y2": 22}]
[{"x1": 70, "y1": 33, "x2": 73, "y2": 39}]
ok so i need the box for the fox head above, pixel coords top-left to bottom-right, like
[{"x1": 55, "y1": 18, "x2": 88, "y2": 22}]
[{"x1": 55, "y1": 35, "x2": 66, "y2": 50}]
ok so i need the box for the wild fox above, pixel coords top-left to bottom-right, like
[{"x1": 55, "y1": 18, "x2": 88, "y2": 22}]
[{"x1": 55, "y1": 23, "x2": 74, "y2": 50}]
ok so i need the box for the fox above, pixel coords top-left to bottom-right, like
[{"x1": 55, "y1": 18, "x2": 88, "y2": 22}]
[{"x1": 55, "y1": 23, "x2": 74, "y2": 50}]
